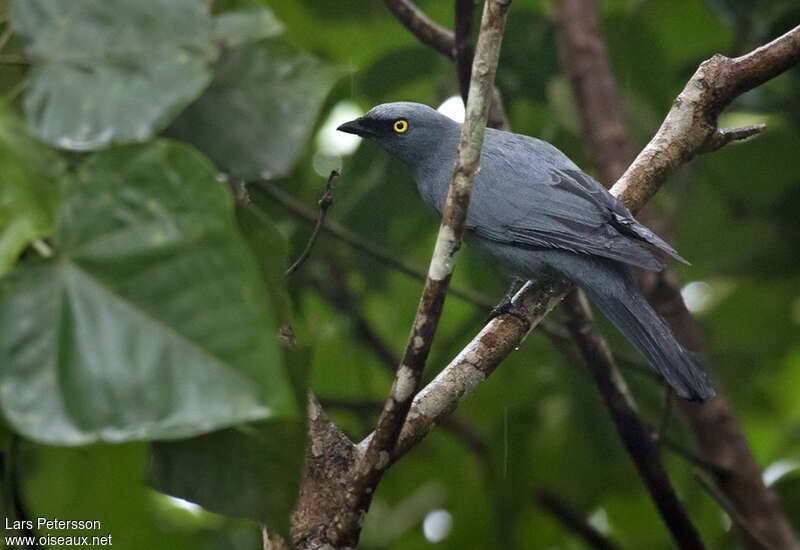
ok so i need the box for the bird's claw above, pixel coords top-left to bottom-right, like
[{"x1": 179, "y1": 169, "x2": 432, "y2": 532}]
[{"x1": 487, "y1": 299, "x2": 531, "y2": 331}]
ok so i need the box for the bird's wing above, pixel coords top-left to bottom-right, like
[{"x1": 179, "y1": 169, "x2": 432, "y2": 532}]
[{"x1": 465, "y1": 132, "x2": 687, "y2": 270}]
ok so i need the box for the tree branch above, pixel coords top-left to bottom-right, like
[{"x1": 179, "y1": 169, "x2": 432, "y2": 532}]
[
  {"x1": 382, "y1": 0, "x2": 455, "y2": 58},
  {"x1": 353, "y1": 0, "x2": 511, "y2": 504},
  {"x1": 285, "y1": 170, "x2": 338, "y2": 277},
  {"x1": 610, "y1": 24, "x2": 800, "y2": 207}
]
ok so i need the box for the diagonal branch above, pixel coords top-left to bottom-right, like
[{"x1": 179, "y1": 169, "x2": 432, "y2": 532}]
[
  {"x1": 382, "y1": 0, "x2": 455, "y2": 58},
  {"x1": 353, "y1": 0, "x2": 512, "y2": 502}
]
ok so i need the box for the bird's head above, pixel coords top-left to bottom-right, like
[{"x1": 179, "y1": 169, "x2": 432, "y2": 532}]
[{"x1": 337, "y1": 102, "x2": 458, "y2": 166}]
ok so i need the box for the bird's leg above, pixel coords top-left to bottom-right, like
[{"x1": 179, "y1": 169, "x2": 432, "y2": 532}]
[{"x1": 487, "y1": 277, "x2": 530, "y2": 328}]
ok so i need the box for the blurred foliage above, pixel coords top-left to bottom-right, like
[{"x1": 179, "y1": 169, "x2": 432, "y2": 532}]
[{"x1": 0, "y1": 0, "x2": 798, "y2": 549}]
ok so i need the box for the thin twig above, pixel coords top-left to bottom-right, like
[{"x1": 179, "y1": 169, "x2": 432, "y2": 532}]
[
  {"x1": 259, "y1": 180, "x2": 496, "y2": 308},
  {"x1": 285, "y1": 170, "x2": 339, "y2": 277},
  {"x1": 536, "y1": 489, "x2": 623, "y2": 550},
  {"x1": 699, "y1": 124, "x2": 767, "y2": 153}
]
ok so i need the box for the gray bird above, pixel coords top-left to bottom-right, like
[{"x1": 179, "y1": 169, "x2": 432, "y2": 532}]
[{"x1": 338, "y1": 102, "x2": 714, "y2": 401}]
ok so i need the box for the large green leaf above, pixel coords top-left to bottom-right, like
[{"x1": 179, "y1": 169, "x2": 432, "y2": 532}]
[
  {"x1": 0, "y1": 102, "x2": 64, "y2": 275},
  {"x1": 148, "y1": 347, "x2": 309, "y2": 535},
  {"x1": 9, "y1": 0, "x2": 277, "y2": 151},
  {"x1": 167, "y1": 41, "x2": 341, "y2": 180},
  {"x1": 0, "y1": 140, "x2": 296, "y2": 444}
]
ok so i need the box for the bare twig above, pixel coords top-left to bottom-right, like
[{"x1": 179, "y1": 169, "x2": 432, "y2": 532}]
[
  {"x1": 259, "y1": 180, "x2": 496, "y2": 308},
  {"x1": 353, "y1": 0, "x2": 511, "y2": 510},
  {"x1": 699, "y1": 124, "x2": 766, "y2": 153},
  {"x1": 285, "y1": 170, "x2": 338, "y2": 277},
  {"x1": 382, "y1": 0, "x2": 455, "y2": 58},
  {"x1": 536, "y1": 488, "x2": 623, "y2": 550}
]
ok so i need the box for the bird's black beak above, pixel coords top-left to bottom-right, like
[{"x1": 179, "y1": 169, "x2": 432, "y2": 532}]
[{"x1": 337, "y1": 117, "x2": 371, "y2": 137}]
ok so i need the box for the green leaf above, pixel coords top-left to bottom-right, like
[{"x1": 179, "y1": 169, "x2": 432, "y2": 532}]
[
  {"x1": 148, "y1": 347, "x2": 310, "y2": 535},
  {"x1": 10, "y1": 0, "x2": 218, "y2": 150},
  {"x1": 213, "y1": 8, "x2": 285, "y2": 48},
  {"x1": 148, "y1": 421, "x2": 305, "y2": 534},
  {"x1": 0, "y1": 101, "x2": 64, "y2": 275},
  {"x1": 167, "y1": 41, "x2": 341, "y2": 179},
  {"x1": 0, "y1": 140, "x2": 296, "y2": 445}
]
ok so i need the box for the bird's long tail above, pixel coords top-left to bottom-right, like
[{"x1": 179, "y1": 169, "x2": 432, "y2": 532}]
[{"x1": 555, "y1": 255, "x2": 715, "y2": 401}]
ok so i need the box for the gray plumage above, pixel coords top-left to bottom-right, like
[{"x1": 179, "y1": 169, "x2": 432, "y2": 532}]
[{"x1": 338, "y1": 102, "x2": 714, "y2": 401}]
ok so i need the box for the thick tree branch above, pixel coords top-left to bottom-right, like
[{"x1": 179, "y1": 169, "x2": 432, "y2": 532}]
[
  {"x1": 358, "y1": 23, "x2": 800, "y2": 493},
  {"x1": 354, "y1": 0, "x2": 511, "y2": 504},
  {"x1": 610, "y1": 24, "x2": 800, "y2": 207}
]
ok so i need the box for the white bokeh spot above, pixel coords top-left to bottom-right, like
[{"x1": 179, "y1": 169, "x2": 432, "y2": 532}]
[
  {"x1": 437, "y1": 95, "x2": 465, "y2": 123},
  {"x1": 316, "y1": 101, "x2": 365, "y2": 156},
  {"x1": 422, "y1": 509, "x2": 452, "y2": 543},
  {"x1": 681, "y1": 281, "x2": 713, "y2": 314}
]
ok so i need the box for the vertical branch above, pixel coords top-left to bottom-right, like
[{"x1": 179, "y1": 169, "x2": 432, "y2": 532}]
[
  {"x1": 553, "y1": 0, "x2": 631, "y2": 185},
  {"x1": 354, "y1": 0, "x2": 512, "y2": 504},
  {"x1": 454, "y1": 0, "x2": 476, "y2": 103}
]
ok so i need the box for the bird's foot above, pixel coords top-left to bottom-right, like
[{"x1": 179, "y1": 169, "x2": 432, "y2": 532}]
[{"x1": 487, "y1": 297, "x2": 531, "y2": 331}]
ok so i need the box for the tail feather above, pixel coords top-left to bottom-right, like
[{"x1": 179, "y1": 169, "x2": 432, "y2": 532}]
[
  {"x1": 584, "y1": 282, "x2": 715, "y2": 401},
  {"x1": 551, "y1": 253, "x2": 715, "y2": 401}
]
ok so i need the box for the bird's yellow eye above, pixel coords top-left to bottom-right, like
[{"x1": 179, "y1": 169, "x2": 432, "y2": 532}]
[{"x1": 393, "y1": 119, "x2": 408, "y2": 133}]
